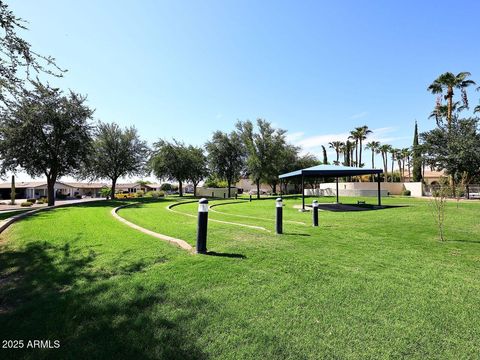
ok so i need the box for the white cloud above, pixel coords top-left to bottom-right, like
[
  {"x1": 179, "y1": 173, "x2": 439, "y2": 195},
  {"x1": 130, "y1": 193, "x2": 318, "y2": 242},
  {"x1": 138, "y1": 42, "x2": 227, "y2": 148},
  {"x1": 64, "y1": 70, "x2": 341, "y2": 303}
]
[
  {"x1": 350, "y1": 111, "x2": 368, "y2": 120},
  {"x1": 290, "y1": 127, "x2": 402, "y2": 154}
]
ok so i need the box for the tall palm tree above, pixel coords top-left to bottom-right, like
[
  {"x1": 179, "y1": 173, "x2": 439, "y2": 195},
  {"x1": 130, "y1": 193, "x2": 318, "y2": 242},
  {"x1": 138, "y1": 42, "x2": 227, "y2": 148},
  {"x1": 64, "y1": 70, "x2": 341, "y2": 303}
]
[
  {"x1": 357, "y1": 125, "x2": 372, "y2": 167},
  {"x1": 348, "y1": 129, "x2": 361, "y2": 167},
  {"x1": 365, "y1": 141, "x2": 380, "y2": 168},
  {"x1": 427, "y1": 72, "x2": 476, "y2": 125},
  {"x1": 400, "y1": 148, "x2": 411, "y2": 181},
  {"x1": 365, "y1": 140, "x2": 380, "y2": 181},
  {"x1": 390, "y1": 147, "x2": 399, "y2": 182},
  {"x1": 378, "y1": 144, "x2": 391, "y2": 183},
  {"x1": 328, "y1": 141, "x2": 344, "y2": 165}
]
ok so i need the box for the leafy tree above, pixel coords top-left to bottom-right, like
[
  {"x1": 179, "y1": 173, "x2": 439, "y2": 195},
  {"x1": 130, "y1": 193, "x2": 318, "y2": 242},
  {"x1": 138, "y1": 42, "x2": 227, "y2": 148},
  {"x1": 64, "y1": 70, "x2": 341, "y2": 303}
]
[
  {"x1": 205, "y1": 130, "x2": 244, "y2": 198},
  {"x1": 0, "y1": 2, "x2": 64, "y2": 105},
  {"x1": 185, "y1": 145, "x2": 208, "y2": 196},
  {"x1": 85, "y1": 122, "x2": 149, "y2": 199},
  {"x1": 412, "y1": 121, "x2": 422, "y2": 182},
  {"x1": 421, "y1": 117, "x2": 480, "y2": 194},
  {"x1": 0, "y1": 81, "x2": 93, "y2": 206},
  {"x1": 150, "y1": 140, "x2": 191, "y2": 196},
  {"x1": 427, "y1": 72, "x2": 476, "y2": 126},
  {"x1": 236, "y1": 119, "x2": 288, "y2": 197}
]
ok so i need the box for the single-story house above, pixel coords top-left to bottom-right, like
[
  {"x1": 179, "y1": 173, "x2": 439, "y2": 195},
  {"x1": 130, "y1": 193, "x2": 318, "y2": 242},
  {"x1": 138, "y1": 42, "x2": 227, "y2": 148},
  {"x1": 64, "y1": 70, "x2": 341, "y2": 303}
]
[
  {"x1": 0, "y1": 181, "x2": 108, "y2": 200},
  {"x1": 115, "y1": 183, "x2": 163, "y2": 194}
]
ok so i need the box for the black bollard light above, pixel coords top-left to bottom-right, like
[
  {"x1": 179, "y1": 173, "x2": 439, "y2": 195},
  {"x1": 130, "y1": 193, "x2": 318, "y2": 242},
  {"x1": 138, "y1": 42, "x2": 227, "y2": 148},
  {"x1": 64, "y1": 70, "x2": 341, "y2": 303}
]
[
  {"x1": 211, "y1": 191, "x2": 214, "y2": 198},
  {"x1": 235, "y1": 193, "x2": 238, "y2": 200},
  {"x1": 275, "y1": 197, "x2": 283, "y2": 234},
  {"x1": 196, "y1": 198, "x2": 208, "y2": 254},
  {"x1": 224, "y1": 192, "x2": 226, "y2": 199},
  {"x1": 249, "y1": 194, "x2": 252, "y2": 202},
  {"x1": 312, "y1": 199, "x2": 319, "y2": 227}
]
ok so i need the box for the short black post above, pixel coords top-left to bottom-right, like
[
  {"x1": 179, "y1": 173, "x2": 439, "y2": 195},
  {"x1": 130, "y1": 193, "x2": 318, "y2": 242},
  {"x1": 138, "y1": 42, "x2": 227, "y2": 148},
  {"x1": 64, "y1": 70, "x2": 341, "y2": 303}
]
[
  {"x1": 223, "y1": 192, "x2": 226, "y2": 199},
  {"x1": 211, "y1": 191, "x2": 214, "y2": 198},
  {"x1": 196, "y1": 198, "x2": 208, "y2": 254},
  {"x1": 275, "y1": 197, "x2": 283, "y2": 234},
  {"x1": 312, "y1": 200, "x2": 319, "y2": 226},
  {"x1": 249, "y1": 194, "x2": 252, "y2": 202},
  {"x1": 235, "y1": 193, "x2": 238, "y2": 200}
]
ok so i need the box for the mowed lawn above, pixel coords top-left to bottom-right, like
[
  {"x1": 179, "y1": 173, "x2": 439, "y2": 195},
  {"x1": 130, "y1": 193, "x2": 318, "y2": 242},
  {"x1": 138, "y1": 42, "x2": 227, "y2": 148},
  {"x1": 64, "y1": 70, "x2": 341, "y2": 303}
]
[{"x1": 1, "y1": 196, "x2": 480, "y2": 359}]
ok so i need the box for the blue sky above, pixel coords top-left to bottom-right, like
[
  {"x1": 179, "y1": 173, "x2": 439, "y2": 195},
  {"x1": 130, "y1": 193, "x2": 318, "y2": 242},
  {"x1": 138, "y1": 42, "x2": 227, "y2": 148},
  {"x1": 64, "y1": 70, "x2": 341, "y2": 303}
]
[{"x1": 8, "y1": 0, "x2": 480, "y2": 180}]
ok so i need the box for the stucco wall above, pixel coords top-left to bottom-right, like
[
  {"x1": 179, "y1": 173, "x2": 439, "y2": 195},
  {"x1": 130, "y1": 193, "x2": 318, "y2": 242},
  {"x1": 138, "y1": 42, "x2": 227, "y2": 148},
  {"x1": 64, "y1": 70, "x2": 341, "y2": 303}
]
[
  {"x1": 197, "y1": 187, "x2": 238, "y2": 198},
  {"x1": 304, "y1": 182, "x2": 424, "y2": 197}
]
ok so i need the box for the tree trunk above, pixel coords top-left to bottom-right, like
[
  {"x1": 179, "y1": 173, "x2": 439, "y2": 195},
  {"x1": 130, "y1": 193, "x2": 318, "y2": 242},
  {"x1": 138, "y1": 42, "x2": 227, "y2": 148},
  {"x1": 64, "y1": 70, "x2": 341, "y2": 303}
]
[
  {"x1": 47, "y1": 175, "x2": 56, "y2": 206},
  {"x1": 447, "y1": 86, "x2": 453, "y2": 125},
  {"x1": 390, "y1": 157, "x2": 394, "y2": 183},
  {"x1": 179, "y1": 180, "x2": 183, "y2": 197},
  {"x1": 193, "y1": 183, "x2": 197, "y2": 197},
  {"x1": 371, "y1": 151, "x2": 375, "y2": 181},
  {"x1": 359, "y1": 139, "x2": 363, "y2": 167},
  {"x1": 111, "y1": 178, "x2": 117, "y2": 199},
  {"x1": 256, "y1": 179, "x2": 260, "y2": 199},
  {"x1": 227, "y1": 180, "x2": 231, "y2": 198}
]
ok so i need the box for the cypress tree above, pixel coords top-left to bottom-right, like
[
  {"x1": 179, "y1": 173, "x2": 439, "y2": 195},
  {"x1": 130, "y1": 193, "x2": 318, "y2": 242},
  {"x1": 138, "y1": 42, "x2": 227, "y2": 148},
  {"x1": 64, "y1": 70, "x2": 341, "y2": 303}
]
[{"x1": 412, "y1": 121, "x2": 422, "y2": 182}]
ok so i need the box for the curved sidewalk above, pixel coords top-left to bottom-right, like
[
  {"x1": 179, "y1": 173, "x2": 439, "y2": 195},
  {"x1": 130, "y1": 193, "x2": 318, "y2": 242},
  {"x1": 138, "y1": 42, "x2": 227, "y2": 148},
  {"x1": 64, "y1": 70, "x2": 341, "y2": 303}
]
[{"x1": 112, "y1": 203, "x2": 193, "y2": 251}]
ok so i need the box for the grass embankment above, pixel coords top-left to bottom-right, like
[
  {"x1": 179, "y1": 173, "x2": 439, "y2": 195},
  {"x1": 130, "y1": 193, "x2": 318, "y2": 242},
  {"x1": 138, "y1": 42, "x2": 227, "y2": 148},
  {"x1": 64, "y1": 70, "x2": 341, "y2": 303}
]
[{"x1": 1, "y1": 196, "x2": 480, "y2": 359}]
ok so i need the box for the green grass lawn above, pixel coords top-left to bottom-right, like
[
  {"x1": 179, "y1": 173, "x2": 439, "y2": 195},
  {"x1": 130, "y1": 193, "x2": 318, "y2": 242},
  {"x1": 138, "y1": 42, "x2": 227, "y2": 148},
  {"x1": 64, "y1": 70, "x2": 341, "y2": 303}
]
[{"x1": 1, "y1": 196, "x2": 480, "y2": 359}]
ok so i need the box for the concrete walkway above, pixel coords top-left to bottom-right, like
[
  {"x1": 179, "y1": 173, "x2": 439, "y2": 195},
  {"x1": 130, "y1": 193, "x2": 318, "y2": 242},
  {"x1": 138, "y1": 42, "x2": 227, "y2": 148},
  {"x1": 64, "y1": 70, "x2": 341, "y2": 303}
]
[
  {"x1": 0, "y1": 197, "x2": 105, "y2": 212},
  {"x1": 111, "y1": 203, "x2": 193, "y2": 252}
]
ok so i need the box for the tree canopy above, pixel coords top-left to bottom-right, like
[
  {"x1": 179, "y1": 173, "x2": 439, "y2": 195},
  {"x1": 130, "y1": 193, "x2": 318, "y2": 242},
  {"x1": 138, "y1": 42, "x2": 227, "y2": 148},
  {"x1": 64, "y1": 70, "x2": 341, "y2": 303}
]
[
  {"x1": 150, "y1": 139, "x2": 191, "y2": 196},
  {"x1": 0, "y1": 81, "x2": 93, "y2": 205},
  {"x1": 205, "y1": 130, "x2": 244, "y2": 198},
  {"x1": 0, "y1": 2, "x2": 64, "y2": 105},
  {"x1": 85, "y1": 122, "x2": 149, "y2": 199},
  {"x1": 421, "y1": 117, "x2": 480, "y2": 186}
]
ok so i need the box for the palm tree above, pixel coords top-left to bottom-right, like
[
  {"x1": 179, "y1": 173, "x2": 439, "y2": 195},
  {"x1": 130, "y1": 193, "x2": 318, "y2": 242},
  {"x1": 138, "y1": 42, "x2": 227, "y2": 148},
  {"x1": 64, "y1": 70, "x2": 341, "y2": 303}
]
[
  {"x1": 400, "y1": 148, "x2": 411, "y2": 181},
  {"x1": 365, "y1": 140, "x2": 380, "y2": 181},
  {"x1": 378, "y1": 144, "x2": 391, "y2": 183},
  {"x1": 365, "y1": 141, "x2": 380, "y2": 168},
  {"x1": 328, "y1": 141, "x2": 344, "y2": 165},
  {"x1": 390, "y1": 147, "x2": 399, "y2": 182},
  {"x1": 428, "y1": 101, "x2": 465, "y2": 125},
  {"x1": 357, "y1": 125, "x2": 372, "y2": 167},
  {"x1": 427, "y1": 72, "x2": 476, "y2": 125},
  {"x1": 348, "y1": 129, "x2": 361, "y2": 167}
]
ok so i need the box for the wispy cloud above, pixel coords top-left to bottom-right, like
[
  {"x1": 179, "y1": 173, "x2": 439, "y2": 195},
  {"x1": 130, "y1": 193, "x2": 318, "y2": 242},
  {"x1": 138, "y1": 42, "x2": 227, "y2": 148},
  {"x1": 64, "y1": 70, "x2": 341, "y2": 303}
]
[
  {"x1": 289, "y1": 127, "x2": 403, "y2": 156},
  {"x1": 349, "y1": 111, "x2": 368, "y2": 120}
]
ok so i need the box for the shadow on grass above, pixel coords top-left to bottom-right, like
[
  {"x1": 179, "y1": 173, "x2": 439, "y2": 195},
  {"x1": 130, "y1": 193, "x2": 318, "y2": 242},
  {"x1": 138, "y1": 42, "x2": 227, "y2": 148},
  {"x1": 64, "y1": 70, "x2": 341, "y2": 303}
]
[
  {"x1": 0, "y1": 242, "x2": 207, "y2": 359},
  {"x1": 316, "y1": 204, "x2": 408, "y2": 212},
  {"x1": 283, "y1": 232, "x2": 311, "y2": 237},
  {"x1": 206, "y1": 251, "x2": 246, "y2": 259}
]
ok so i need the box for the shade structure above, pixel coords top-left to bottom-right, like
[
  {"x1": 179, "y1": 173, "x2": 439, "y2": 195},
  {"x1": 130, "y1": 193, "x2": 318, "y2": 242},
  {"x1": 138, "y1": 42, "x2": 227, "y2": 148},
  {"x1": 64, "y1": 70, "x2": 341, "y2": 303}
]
[{"x1": 278, "y1": 165, "x2": 384, "y2": 210}]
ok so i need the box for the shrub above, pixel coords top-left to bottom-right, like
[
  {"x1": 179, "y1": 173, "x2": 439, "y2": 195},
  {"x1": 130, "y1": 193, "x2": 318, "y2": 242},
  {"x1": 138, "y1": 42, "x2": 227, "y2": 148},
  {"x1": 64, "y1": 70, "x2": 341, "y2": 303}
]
[
  {"x1": 100, "y1": 187, "x2": 111, "y2": 198},
  {"x1": 160, "y1": 183, "x2": 172, "y2": 191},
  {"x1": 21, "y1": 201, "x2": 33, "y2": 207},
  {"x1": 75, "y1": 194, "x2": 82, "y2": 199},
  {"x1": 56, "y1": 193, "x2": 68, "y2": 200},
  {"x1": 401, "y1": 189, "x2": 411, "y2": 196},
  {"x1": 27, "y1": 198, "x2": 37, "y2": 204},
  {"x1": 136, "y1": 190, "x2": 144, "y2": 198},
  {"x1": 37, "y1": 197, "x2": 47, "y2": 204},
  {"x1": 146, "y1": 190, "x2": 165, "y2": 199}
]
